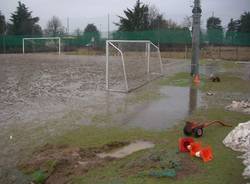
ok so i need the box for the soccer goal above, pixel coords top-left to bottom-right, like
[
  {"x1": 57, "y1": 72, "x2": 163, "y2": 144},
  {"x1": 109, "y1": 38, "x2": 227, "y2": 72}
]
[
  {"x1": 22, "y1": 37, "x2": 61, "y2": 55},
  {"x1": 106, "y1": 40, "x2": 163, "y2": 93}
]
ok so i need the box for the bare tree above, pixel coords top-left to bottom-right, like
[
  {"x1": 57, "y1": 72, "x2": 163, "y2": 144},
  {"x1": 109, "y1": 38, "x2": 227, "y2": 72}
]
[
  {"x1": 148, "y1": 5, "x2": 159, "y2": 23},
  {"x1": 73, "y1": 28, "x2": 82, "y2": 37},
  {"x1": 45, "y1": 16, "x2": 65, "y2": 36},
  {"x1": 182, "y1": 16, "x2": 192, "y2": 29}
]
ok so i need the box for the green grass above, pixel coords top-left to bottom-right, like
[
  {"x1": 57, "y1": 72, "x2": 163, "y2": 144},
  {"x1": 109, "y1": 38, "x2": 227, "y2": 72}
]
[
  {"x1": 126, "y1": 87, "x2": 162, "y2": 104},
  {"x1": 158, "y1": 72, "x2": 191, "y2": 87},
  {"x1": 51, "y1": 125, "x2": 162, "y2": 148},
  {"x1": 201, "y1": 73, "x2": 250, "y2": 93},
  {"x1": 47, "y1": 107, "x2": 250, "y2": 184},
  {"x1": 158, "y1": 70, "x2": 250, "y2": 94},
  {"x1": 158, "y1": 72, "x2": 209, "y2": 89},
  {"x1": 31, "y1": 170, "x2": 47, "y2": 184}
]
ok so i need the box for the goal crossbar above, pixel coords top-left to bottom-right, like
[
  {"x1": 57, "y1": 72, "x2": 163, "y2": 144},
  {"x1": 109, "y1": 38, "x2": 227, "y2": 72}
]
[
  {"x1": 106, "y1": 40, "x2": 163, "y2": 93},
  {"x1": 22, "y1": 37, "x2": 61, "y2": 55}
]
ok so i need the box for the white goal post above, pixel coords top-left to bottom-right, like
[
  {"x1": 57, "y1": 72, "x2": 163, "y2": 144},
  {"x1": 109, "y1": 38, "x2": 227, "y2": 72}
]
[
  {"x1": 106, "y1": 40, "x2": 163, "y2": 93},
  {"x1": 22, "y1": 37, "x2": 61, "y2": 55}
]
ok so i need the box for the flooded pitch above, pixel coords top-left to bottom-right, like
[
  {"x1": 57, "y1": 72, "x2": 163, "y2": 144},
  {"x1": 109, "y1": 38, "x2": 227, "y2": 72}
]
[
  {"x1": 1, "y1": 53, "x2": 249, "y2": 183},
  {"x1": 124, "y1": 86, "x2": 201, "y2": 129},
  {"x1": 0, "y1": 54, "x2": 189, "y2": 183}
]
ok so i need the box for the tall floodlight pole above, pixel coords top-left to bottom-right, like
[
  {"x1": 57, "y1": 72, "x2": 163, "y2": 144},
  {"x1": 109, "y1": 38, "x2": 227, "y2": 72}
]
[
  {"x1": 191, "y1": 0, "x2": 202, "y2": 76},
  {"x1": 108, "y1": 14, "x2": 110, "y2": 40},
  {"x1": 67, "y1": 17, "x2": 69, "y2": 35}
]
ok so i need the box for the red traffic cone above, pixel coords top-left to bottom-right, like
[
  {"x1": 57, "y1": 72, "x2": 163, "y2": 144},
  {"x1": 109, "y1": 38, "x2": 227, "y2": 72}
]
[
  {"x1": 188, "y1": 142, "x2": 202, "y2": 156},
  {"x1": 193, "y1": 74, "x2": 200, "y2": 84},
  {"x1": 195, "y1": 146, "x2": 213, "y2": 162},
  {"x1": 179, "y1": 137, "x2": 195, "y2": 152}
]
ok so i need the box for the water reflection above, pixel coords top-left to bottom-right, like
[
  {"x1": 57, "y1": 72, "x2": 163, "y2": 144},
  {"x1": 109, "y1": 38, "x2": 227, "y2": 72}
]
[
  {"x1": 119, "y1": 86, "x2": 201, "y2": 130},
  {"x1": 189, "y1": 86, "x2": 198, "y2": 115}
]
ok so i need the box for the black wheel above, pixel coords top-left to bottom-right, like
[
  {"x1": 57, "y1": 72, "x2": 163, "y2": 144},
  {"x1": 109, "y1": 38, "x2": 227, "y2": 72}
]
[
  {"x1": 183, "y1": 125, "x2": 192, "y2": 136},
  {"x1": 193, "y1": 128, "x2": 203, "y2": 137},
  {"x1": 216, "y1": 77, "x2": 221, "y2": 82}
]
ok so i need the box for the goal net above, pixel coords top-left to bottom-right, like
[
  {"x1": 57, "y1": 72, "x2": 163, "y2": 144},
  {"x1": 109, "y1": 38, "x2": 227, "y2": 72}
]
[
  {"x1": 22, "y1": 37, "x2": 61, "y2": 55},
  {"x1": 106, "y1": 40, "x2": 163, "y2": 92}
]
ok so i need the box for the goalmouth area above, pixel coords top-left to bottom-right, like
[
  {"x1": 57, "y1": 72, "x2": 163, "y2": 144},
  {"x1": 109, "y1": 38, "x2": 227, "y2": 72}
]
[
  {"x1": 22, "y1": 37, "x2": 61, "y2": 55},
  {"x1": 106, "y1": 40, "x2": 163, "y2": 92}
]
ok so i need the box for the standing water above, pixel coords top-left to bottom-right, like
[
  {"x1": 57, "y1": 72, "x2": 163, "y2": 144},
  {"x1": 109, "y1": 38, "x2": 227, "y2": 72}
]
[{"x1": 125, "y1": 86, "x2": 202, "y2": 130}]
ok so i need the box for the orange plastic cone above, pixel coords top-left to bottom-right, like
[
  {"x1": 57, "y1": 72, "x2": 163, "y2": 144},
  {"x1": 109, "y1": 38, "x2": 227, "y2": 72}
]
[
  {"x1": 193, "y1": 74, "x2": 200, "y2": 84},
  {"x1": 179, "y1": 137, "x2": 195, "y2": 152},
  {"x1": 187, "y1": 142, "x2": 202, "y2": 156},
  {"x1": 199, "y1": 146, "x2": 213, "y2": 162}
]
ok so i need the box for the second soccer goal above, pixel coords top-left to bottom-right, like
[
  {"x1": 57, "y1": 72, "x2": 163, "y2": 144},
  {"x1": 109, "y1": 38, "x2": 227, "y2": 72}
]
[{"x1": 22, "y1": 37, "x2": 61, "y2": 55}]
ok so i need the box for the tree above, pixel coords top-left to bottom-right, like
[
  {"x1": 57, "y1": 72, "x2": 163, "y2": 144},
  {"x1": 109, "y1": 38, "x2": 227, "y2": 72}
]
[
  {"x1": 73, "y1": 28, "x2": 82, "y2": 37},
  {"x1": 45, "y1": 16, "x2": 65, "y2": 36},
  {"x1": 182, "y1": 16, "x2": 192, "y2": 29},
  {"x1": 0, "y1": 11, "x2": 6, "y2": 35},
  {"x1": 116, "y1": 1, "x2": 180, "y2": 32},
  {"x1": 207, "y1": 17, "x2": 223, "y2": 30},
  {"x1": 239, "y1": 12, "x2": 250, "y2": 33},
  {"x1": 83, "y1": 24, "x2": 100, "y2": 46},
  {"x1": 7, "y1": 1, "x2": 42, "y2": 35},
  {"x1": 148, "y1": 6, "x2": 163, "y2": 29},
  {"x1": 206, "y1": 16, "x2": 223, "y2": 45},
  {"x1": 227, "y1": 19, "x2": 240, "y2": 32},
  {"x1": 226, "y1": 18, "x2": 240, "y2": 44},
  {"x1": 116, "y1": 0, "x2": 150, "y2": 31}
]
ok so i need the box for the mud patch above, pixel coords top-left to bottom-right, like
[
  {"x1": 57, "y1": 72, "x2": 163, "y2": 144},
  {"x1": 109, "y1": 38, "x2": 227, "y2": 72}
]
[{"x1": 18, "y1": 140, "x2": 151, "y2": 184}]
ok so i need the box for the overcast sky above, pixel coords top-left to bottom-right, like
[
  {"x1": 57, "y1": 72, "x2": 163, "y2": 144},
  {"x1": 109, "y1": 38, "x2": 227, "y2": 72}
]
[{"x1": 0, "y1": 0, "x2": 249, "y2": 33}]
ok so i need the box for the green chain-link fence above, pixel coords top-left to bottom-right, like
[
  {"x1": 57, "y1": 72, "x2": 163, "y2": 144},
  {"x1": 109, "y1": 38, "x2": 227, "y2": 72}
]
[{"x1": 1, "y1": 29, "x2": 250, "y2": 58}]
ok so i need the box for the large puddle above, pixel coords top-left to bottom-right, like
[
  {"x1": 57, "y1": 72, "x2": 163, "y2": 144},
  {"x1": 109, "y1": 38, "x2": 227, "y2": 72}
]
[
  {"x1": 124, "y1": 86, "x2": 202, "y2": 130},
  {"x1": 97, "y1": 140, "x2": 155, "y2": 158}
]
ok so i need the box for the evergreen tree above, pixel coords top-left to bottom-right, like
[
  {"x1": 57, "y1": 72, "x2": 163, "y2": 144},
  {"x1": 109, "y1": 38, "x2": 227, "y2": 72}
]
[
  {"x1": 116, "y1": 0, "x2": 150, "y2": 31},
  {"x1": 0, "y1": 11, "x2": 6, "y2": 35},
  {"x1": 83, "y1": 24, "x2": 100, "y2": 46},
  {"x1": 7, "y1": 1, "x2": 42, "y2": 35},
  {"x1": 239, "y1": 12, "x2": 250, "y2": 33},
  {"x1": 116, "y1": 1, "x2": 180, "y2": 32},
  {"x1": 206, "y1": 16, "x2": 224, "y2": 45},
  {"x1": 226, "y1": 18, "x2": 240, "y2": 44}
]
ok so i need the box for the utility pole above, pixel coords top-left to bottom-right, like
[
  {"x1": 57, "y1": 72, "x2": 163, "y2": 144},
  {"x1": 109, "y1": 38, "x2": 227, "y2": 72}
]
[
  {"x1": 67, "y1": 17, "x2": 69, "y2": 35},
  {"x1": 108, "y1": 14, "x2": 110, "y2": 40},
  {"x1": 191, "y1": 0, "x2": 202, "y2": 76}
]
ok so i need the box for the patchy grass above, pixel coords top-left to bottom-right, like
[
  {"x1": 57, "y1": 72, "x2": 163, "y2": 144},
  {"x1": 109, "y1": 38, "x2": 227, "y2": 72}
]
[
  {"x1": 91, "y1": 113, "x2": 113, "y2": 124},
  {"x1": 158, "y1": 70, "x2": 250, "y2": 94},
  {"x1": 158, "y1": 72, "x2": 191, "y2": 87},
  {"x1": 158, "y1": 72, "x2": 208, "y2": 88},
  {"x1": 126, "y1": 87, "x2": 162, "y2": 104},
  {"x1": 18, "y1": 60, "x2": 250, "y2": 184},
  {"x1": 51, "y1": 125, "x2": 162, "y2": 148},
  {"x1": 201, "y1": 73, "x2": 250, "y2": 93},
  {"x1": 29, "y1": 107, "x2": 249, "y2": 184},
  {"x1": 31, "y1": 170, "x2": 47, "y2": 184}
]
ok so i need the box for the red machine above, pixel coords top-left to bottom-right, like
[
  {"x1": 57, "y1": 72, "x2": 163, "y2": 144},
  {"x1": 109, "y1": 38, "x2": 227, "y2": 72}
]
[{"x1": 183, "y1": 120, "x2": 232, "y2": 137}]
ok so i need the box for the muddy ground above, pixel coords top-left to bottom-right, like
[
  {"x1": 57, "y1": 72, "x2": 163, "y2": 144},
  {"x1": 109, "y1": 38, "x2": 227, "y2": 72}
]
[
  {"x1": 0, "y1": 54, "x2": 187, "y2": 124},
  {"x1": 18, "y1": 141, "x2": 199, "y2": 184},
  {"x1": 0, "y1": 54, "x2": 188, "y2": 183},
  {"x1": 1, "y1": 53, "x2": 249, "y2": 183}
]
